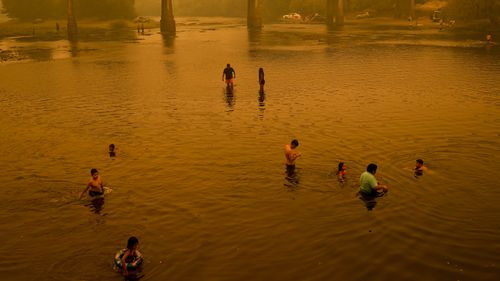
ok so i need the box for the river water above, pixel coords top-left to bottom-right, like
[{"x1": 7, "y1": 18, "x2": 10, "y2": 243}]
[{"x1": 0, "y1": 18, "x2": 499, "y2": 281}]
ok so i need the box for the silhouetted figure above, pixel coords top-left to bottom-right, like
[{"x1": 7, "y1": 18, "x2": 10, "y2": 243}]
[
  {"x1": 56, "y1": 22, "x2": 60, "y2": 33},
  {"x1": 109, "y1": 144, "x2": 116, "y2": 158},
  {"x1": 222, "y1": 63, "x2": 236, "y2": 89},
  {"x1": 259, "y1": 67, "x2": 265, "y2": 93},
  {"x1": 258, "y1": 91, "x2": 265, "y2": 107}
]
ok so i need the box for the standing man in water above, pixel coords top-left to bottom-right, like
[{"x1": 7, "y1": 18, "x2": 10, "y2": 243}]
[
  {"x1": 258, "y1": 67, "x2": 265, "y2": 93},
  {"x1": 359, "y1": 163, "x2": 388, "y2": 196},
  {"x1": 285, "y1": 139, "x2": 301, "y2": 178},
  {"x1": 222, "y1": 63, "x2": 236, "y2": 88}
]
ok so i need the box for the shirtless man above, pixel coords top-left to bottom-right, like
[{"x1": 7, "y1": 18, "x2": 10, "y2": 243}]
[
  {"x1": 284, "y1": 139, "x2": 301, "y2": 178},
  {"x1": 414, "y1": 159, "x2": 428, "y2": 176},
  {"x1": 80, "y1": 168, "x2": 104, "y2": 199}
]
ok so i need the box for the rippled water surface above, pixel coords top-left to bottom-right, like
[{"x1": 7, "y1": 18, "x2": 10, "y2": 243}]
[{"x1": 1, "y1": 18, "x2": 499, "y2": 281}]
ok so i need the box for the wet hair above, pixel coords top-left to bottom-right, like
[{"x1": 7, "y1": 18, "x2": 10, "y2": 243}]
[
  {"x1": 109, "y1": 144, "x2": 115, "y2": 150},
  {"x1": 291, "y1": 139, "x2": 299, "y2": 147},
  {"x1": 127, "y1": 236, "x2": 139, "y2": 250},
  {"x1": 227, "y1": 63, "x2": 230, "y2": 67},
  {"x1": 416, "y1": 159, "x2": 424, "y2": 165},
  {"x1": 367, "y1": 163, "x2": 377, "y2": 174},
  {"x1": 337, "y1": 162, "x2": 344, "y2": 172},
  {"x1": 90, "y1": 168, "x2": 98, "y2": 175}
]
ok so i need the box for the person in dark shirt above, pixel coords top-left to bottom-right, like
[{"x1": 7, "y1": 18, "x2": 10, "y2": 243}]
[{"x1": 222, "y1": 63, "x2": 236, "y2": 88}]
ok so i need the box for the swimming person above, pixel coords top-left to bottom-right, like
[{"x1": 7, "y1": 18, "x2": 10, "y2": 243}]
[
  {"x1": 80, "y1": 168, "x2": 104, "y2": 199},
  {"x1": 336, "y1": 162, "x2": 347, "y2": 182},
  {"x1": 259, "y1": 67, "x2": 265, "y2": 93},
  {"x1": 359, "y1": 163, "x2": 388, "y2": 196},
  {"x1": 414, "y1": 159, "x2": 428, "y2": 176},
  {"x1": 114, "y1": 236, "x2": 144, "y2": 277},
  {"x1": 285, "y1": 139, "x2": 301, "y2": 178},
  {"x1": 222, "y1": 63, "x2": 236, "y2": 88},
  {"x1": 486, "y1": 33, "x2": 493, "y2": 44}
]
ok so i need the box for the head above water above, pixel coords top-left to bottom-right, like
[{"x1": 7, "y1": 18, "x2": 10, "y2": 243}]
[
  {"x1": 90, "y1": 168, "x2": 98, "y2": 177},
  {"x1": 416, "y1": 159, "x2": 424, "y2": 168},
  {"x1": 127, "y1": 236, "x2": 139, "y2": 250},
  {"x1": 227, "y1": 63, "x2": 230, "y2": 67},
  {"x1": 291, "y1": 139, "x2": 299, "y2": 148},
  {"x1": 367, "y1": 163, "x2": 377, "y2": 174},
  {"x1": 338, "y1": 162, "x2": 345, "y2": 172},
  {"x1": 109, "y1": 144, "x2": 115, "y2": 151}
]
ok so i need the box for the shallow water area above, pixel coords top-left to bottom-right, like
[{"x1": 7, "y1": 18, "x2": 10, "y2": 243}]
[{"x1": 0, "y1": 17, "x2": 499, "y2": 281}]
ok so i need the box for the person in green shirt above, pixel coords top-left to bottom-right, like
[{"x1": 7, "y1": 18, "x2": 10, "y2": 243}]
[{"x1": 359, "y1": 163, "x2": 388, "y2": 196}]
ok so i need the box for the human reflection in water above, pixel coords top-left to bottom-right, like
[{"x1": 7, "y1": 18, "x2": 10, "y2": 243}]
[
  {"x1": 86, "y1": 196, "x2": 105, "y2": 214},
  {"x1": 358, "y1": 191, "x2": 386, "y2": 211},
  {"x1": 69, "y1": 41, "x2": 78, "y2": 57},
  {"x1": 258, "y1": 90, "x2": 265, "y2": 118},
  {"x1": 358, "y1": 163, "x2": 389, "y2": 210},
  {"x1": 223, "y1": 87, "x2": 235, "y2": 111}
]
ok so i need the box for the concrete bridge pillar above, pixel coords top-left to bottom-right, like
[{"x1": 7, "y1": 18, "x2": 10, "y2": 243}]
[
  {"x1": 326, "y1": 0, "x2": 344, "y2": 26},
  {"x1": 335, "y1": 0, "x2": 344, "y2": 26},
  {"x1": 247, "y1": 0, "x2": 263, "y2": 29},
  {"x1": 410, "y1": 0, "x2": 415, "y2": 19},
  {"x1": 161, "y1": 0, "x2": 176, "y2": 35},
  {"x1": 67, "y1": 0, "x2": 78, "y2": 41}
]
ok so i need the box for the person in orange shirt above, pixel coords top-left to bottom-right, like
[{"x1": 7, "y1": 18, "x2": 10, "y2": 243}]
[{"x1": 285, "y1": 139, "x2": 301, "y2": 178}]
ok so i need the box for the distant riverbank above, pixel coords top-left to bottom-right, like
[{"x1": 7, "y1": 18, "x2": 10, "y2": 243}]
[
  {"x1": 1, "y1": 16, "x2": 496, "y2": 40},
  {"x1": 1, "y1": 16, "x2": 496, "y2": 63}
]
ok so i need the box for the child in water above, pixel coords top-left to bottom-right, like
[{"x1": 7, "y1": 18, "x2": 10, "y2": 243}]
[
  {"x1": 336, "y1": 162, "x2": 347, "y2": 182},
  {"x1": 414, "y1": 159, "x2": 428, "y2": 176},
  {"x1": 80, "y1": 168, "x2": 104, "y2": 199},
  {"x1": 120, "y1": 236, "x2": 143, "y2": 276}
]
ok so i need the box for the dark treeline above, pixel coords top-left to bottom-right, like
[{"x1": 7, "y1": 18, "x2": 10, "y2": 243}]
[{"x1": 1, "y1": 0, "x2": 135, "y2": 20}]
